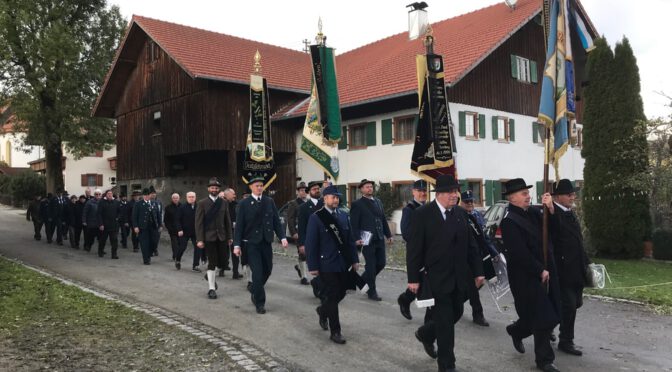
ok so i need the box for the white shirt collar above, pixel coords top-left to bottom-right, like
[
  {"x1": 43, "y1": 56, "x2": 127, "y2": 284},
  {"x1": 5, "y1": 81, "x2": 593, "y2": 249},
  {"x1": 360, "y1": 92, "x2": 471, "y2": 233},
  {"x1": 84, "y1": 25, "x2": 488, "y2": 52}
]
[
  {"x1": 209, "y1": 195, "x2": 217, "y2": 202},
  {"x1": 435, "y1": 200, "x2": 450, "y2": 216},
  {"x1": 310, "y1": 197, "x2": 319, "y2": 205},
  {"x1": 554, "y1": 201, "x2": 571, "y2": 212}
]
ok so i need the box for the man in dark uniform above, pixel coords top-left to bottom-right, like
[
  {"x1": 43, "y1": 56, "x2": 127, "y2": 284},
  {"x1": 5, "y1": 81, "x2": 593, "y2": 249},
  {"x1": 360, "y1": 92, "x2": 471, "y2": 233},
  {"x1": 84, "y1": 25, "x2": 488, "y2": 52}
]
[
  {"x1": 132, "y1": 188, "x2": 161, "y2": 265},
  {"x1": 128, "y1": 191, "x2": 141, "y2": 252},
  {"x1": 164, "y1": 193, "x2": 182, "y2": 263},
  {"x1": 233, "y1": 175, "x2": 288, "y2": 314},
  {"x1": 287, "y1": 181, "x2": 308, "y2": 284},
  {"x1": 118, "y1": 193, "x2": 130, "y2": 249},
  {"x1": 407, "y1": 175, "x2": 484, "y2": 372},
  {"x1": 97, "y1": 190, "x2": 121, "y2": 259},
  {"x1": 305, "y1": 185, "x2": 359, "y2": 344},
  {"x1": 39, "y1": 193, "x2": 51, "y2": 242},
  {"x1": 65, "y1": 195, "x2": 77, "y2": 248},
  {"x1": 223, "y1": 188, "x2": 242, "y2": 279},
  {"x1": 501, "y1": 178, "x2": 561, "y2": 372},
  {"x1": 148, "y1": 186, "x2": 163, "y2": 256},
  {"x1": 397, "y1": 179, "x2": 428, "y2": 320},
  {"x1": 26, "y1": 195, "x2": 43, "y2": 241},
  {"x1": 549, "y1": 179, "x2": 590, "y2": 357},
  {"x1": 350, "y1": 179, "x2": 393, "y2": 301},
  {"x1": 298, "y1": 181, "x2": 324, "y2": 295},
  {"x1": 82, "y1": 189, "x2": 102, "y2": 251},
  {"x1": 70, "y1": 195, "x2": 86, "y2": 249},
  {"x1": 176, "y1": 191, "x2": 198, "y2": 271},
  {"x1": 48, "y1": 190, "x2": 67, "y2": 245}
]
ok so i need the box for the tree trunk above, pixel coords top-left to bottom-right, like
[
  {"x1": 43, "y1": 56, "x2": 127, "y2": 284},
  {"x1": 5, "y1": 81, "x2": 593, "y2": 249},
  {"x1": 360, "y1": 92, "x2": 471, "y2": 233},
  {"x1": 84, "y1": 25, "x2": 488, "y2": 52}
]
[{"x1": 45, "y1": 140, "x2": 64, "y2": 193}]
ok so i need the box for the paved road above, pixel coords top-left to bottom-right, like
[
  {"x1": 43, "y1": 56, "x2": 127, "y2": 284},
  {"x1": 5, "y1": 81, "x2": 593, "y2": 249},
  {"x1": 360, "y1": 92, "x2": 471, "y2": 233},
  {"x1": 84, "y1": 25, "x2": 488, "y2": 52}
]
[{"x1": 1, "y1": 205, "x2": 670, "y2": 372}]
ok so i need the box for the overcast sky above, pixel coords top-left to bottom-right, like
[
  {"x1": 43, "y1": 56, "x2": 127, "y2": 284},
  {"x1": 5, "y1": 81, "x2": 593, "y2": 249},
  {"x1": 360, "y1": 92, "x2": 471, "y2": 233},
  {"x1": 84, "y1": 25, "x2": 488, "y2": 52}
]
[{"x1": 109, "y1": 0, "x2": 671, "y2": 119}]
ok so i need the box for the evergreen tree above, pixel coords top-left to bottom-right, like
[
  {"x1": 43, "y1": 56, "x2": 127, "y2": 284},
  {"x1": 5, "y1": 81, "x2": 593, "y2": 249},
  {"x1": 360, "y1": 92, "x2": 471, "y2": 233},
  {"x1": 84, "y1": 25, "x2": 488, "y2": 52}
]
[{"x1": 0, "y1": 0, "x2": 126, "y2": 192}]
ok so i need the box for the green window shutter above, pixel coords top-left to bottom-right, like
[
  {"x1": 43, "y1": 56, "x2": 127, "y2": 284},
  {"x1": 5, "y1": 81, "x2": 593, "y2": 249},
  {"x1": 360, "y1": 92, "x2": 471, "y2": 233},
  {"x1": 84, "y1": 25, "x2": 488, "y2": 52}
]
[
  {"x1": 536, "y1": 181, "x2": 544, "y2": 203},
  {"x1": 510, "y1": 55, "x2": 518, "y2": 79},
  {"x1": 381, "y1": 119, "x2": 393, "y2": 145},
  {"x1": 533, "y1": 122, "x2": 539, "y2": 143},
  {"x1": 509, "y1": 119, "x2": 515, "y2": 141},
  {"x1": 336, "y1": 185, "x2": 347, "y2": 206},
  {"x1": 458, "y1": 111, "x2": 466, "y2": 137},
  {"x1": 530, "y1": 60, "x2": 538, "y2": 83},
  {"x1": 459, "y1": 179, "x2": 469, "y2": 192},
  {"x1": 492, "y1": 116, "x2": 498, "y2": 140},
  {"x1": 479, "y1": 114, "x2": 486, "y2": 139},
  {"x1": 494, "y1": 182, "x2": 503, "y2": 202},
  {"x1": 366, "y1": 121, "x2": 376, "y2": 146},
  {"x1": 338, "y1": 126, "x2": 348, "y2": 149},
  {"x1": 485, "y1": 180, "x2": 494, "y2": 206}
]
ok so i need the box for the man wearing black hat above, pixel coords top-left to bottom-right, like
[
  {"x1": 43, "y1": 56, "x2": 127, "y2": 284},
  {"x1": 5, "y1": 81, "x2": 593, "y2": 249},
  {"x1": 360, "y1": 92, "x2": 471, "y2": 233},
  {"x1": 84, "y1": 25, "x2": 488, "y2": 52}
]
[
  {"x1": 82, "y1": 189, "x2": 103, "y2": 251},
  {"x1": 148, "y1": 186, "x2": 163, "y2": 256},
  {"x1": 128, "y1": 190, "x2": 142, "y2": 252},
  {"x1": 97, "y1": 190, "x2": 122, "y2": 259},
  {"x1": 286, "y1": 181, "x2": 309, "y2": 285},
  {"x1": 350, "y1": 179, "x2": 393, "y2": 301},
  {"x1": 407, "y1": 175, "x2": 485, "y2": 372},
  {"x1": 118, "y1": 193, "x2": 131, "y2": 249},
  {"x1": 298, "y1": 181, "x2": 324, "y2": 294},
  {"x1": 233, "y1": 176, "x2": 288, "y2": 314},
  {"x1": 548, "y1": 179, "x2": 590, "y2": 357},
  {"x1": 26, "y1": 195, "x2": 43, "y2": 241},
  {"x1": 397, "y1": 179, "x2": 428, "y2": 320},
  {"x1": 500, "y1": 178, "x2": 561, "y2": 372},
  {"x1": 305, "y1": 185, "x2": 359, "y2": 344},
  {"x1": 132, "y1": 188, "x2": 161, "y2": 265},
  {"x1": 195, "y1": 178, "x2": 232, "y2": 299}
]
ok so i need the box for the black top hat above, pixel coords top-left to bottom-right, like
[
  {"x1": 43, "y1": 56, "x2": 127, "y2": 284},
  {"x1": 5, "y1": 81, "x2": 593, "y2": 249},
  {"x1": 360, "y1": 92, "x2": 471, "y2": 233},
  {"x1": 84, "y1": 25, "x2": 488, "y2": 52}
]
[
  {"x1": 142, "y1": 188, "x2": 151, "y2": 196},
  {"x1": 148, "y1": 185, "x2": 157, "y2": 194},
  {"x1": 296, "y1": 181, "x2": 307, "y2": 190},
  {"x1": 503, "y1": 178, "x2": 533, "y2": 196},
  {"x1": 208, "y1": 177, "x2": 222, "y2": 187},
  {"x1": 307, "y1": 180, "x2": 322, "y2": 189},
  {"x1": 322, "y1": 185, "x2": 342, "y2": 197},
  {"x1": 412, "y1": 179, "x2": 428, "y2": 190},
  {"x1": 461, "y1": 190, "x2": 474, "y2": 201},
  {"x1": 552, "y1": 179, "x2": 577, "y2": 195},
  {"x1": 433, "y1": 175, "x2": 460, "y2": 193},
  {"x1": 358, "y1": 179, "x2": 375, "y2": 188}
]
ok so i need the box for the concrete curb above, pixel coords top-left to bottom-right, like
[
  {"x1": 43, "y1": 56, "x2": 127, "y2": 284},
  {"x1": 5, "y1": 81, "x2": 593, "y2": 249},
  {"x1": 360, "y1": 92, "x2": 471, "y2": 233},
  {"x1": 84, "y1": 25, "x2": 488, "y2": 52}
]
[{"x1": 2, "y1": 254, "x2": 296, "y2": 372}]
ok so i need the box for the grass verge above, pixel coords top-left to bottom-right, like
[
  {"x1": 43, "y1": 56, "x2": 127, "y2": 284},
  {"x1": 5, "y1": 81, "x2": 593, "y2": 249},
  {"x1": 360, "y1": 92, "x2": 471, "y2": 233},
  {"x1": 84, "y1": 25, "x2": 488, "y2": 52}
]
[{"x1": 0, "y1": 256, "x2": 241, "y2": 371}]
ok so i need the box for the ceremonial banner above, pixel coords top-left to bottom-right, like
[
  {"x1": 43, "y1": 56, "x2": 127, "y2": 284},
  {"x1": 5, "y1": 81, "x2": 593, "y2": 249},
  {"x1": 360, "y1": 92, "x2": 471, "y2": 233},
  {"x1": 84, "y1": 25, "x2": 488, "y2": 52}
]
[
  {"x1": 300, "y1": 45, "x2": 342, "y2": 180},
  {"x1": 242, "y1": 73, "x2": 276, "y2": 188},
  {"x1": 410, "y1": 53, "x2": 456, "y2": 183},
  {"x1": 538, "y1": 0, "x2": 575, "y2": 180},
  {"x1": 573, "y1": 9, "x2": 595, "y2": 52}
]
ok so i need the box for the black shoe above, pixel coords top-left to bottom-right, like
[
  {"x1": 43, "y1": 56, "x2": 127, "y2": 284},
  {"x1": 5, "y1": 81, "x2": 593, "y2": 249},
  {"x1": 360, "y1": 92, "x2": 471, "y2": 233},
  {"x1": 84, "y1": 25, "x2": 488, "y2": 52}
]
[
  {"x1": 175, "y1": 262, "x2": 181, "y2": 270},
  {"x1": 415, "y1": 331, "x2": 437, "y2": 359},
  {"x1": 438, "y1": 367, "x2": 456, "y2": 372},
  {"x1": 250, "y1": 293, "x2": 257, "y2": 306},
  {"x1": 121, "y1": 245, "x2": 128, "y2": 249},
  {"x1": 47, "y1": 240, "x2": 52, "y2": 244},
  {"x1": 330, "y1": 333, "x2": 346, "y2": 344},
  {"x1": 300, "y1": 278, "x2": 309, "y2": 285},
  {"x1": 558, "y1": 342, "x2": 583, "y2": 356},
  {"x1": 506, "y1": 324, "x2": 525, "y2": 354},
  {"x1": 316, "y1": 306, "x2": 328, "y2": 330},
  {"x1": 247, "y1": 281, "x2": 253, "y2": 292},
  {"x1": 472, "y1": 315, "x2": 489, "y2": 327},
  {"x1": 219, "y1": 269, "x2": 225, "y2": 277},
  {"x1": 57, "y1": 241, "x2": 63, "y2": 246},
  {"x1": 224, "y1": 265, "x2": 231, "y2": 271},
  {"x1": 192, "y1": 267, "x2": 201, "y2": 272},
  {"x1": 98, "y1": 252, "x2": 104, "y2": 257},
  {"x1": 537, "y1": 363, "x2": 561, "y2": 372},
  {"x1": 294, "y1": 264, "x2": 302, "y2": 278},
  {"x1": 311, "y1": 278, "x2": 321, "y2": 298},
  {"x1": 550, "y1": 333, "x2": 557, "y2": 342},
  {"x1": 398, "y1": 294, "x2": 412, "y2": 320},
  {"x1": 133, "y1": 248, "x2": 139, "y2": 252},
  {"x1": 143, "y1": 261, "x2": 151, "y2": 265},
  {"x1": 208, "y1": 289, "x2": 217, "y2": 299},
  {"x1": 232, "y1": 272, "x2": 243, "y2": 280},
  {"x1": 256, "y1": 306, "x2": 266, "y2": 314},
  {"x1": 111, "y1": 255, "x2": 119, "y2": 259},
  {"x1": 152, "y1": 251, "x2": 158, "y2": 256},
  {"x1": 368, "y1": 293, "x2": 382, "y2": 301}
]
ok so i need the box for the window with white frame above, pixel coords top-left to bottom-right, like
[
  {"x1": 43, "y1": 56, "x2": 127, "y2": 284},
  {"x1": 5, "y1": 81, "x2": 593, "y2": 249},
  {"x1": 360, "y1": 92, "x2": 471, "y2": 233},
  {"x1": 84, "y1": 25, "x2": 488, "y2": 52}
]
[
  {"x1": 465, "y1": 113, "x2": 478, "y2": 138},
  {"x1": 349, "y1": 124, "x2": 367, "y2": 148},
  {"x1": 497, "y1": 117, "x2": 509, "y2": 141}
]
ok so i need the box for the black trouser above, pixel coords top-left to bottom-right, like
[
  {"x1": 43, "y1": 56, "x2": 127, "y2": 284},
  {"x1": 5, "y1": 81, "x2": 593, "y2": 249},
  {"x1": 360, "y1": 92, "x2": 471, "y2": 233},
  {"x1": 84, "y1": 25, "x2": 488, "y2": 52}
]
[
  {"x1": 218, "y1": 239, "x2": 230, "y2": 270},
  {"x1": 45, "y1": 220, "x2": 55, "y2": 242},
  {"x1": 139, "y1": 227, "x2": 158, "y2": 264},
  {"x1": 230, "y1": 242, "x2": 240, "y2": 274},
  {"x1": 466, "y1": 269, "x2": 484, "y2": 317},
  {"x1": 362, "y1": 239, "x2": 386, "y2": 296},
  {"x1": 131, "y1": 228, "x2": 139, "y2": 250},
  {"x1": 319, "y1": 271, "x2": 348, "y2": 334},
  {"x1": 84, "y1": 227, "x2": 100, "y2": 250},
  {"x1": 169, "y1": 234, "x2": 180, "y2": 260},
  {"x1": 69, "y1": 225, "x2": 82, "y2": 248},
  {"x1": 152, "y1": 229, "x2": 161, "y2": 255},
  {"x1": 417, "y1": 289, "x2": 464, "y2": 369},
  {"x1": 120, "y1": 225, "x2": 130, "y2": 248},
  {"x1": 53, "y1": 221, "x2": 64, "y2": 243},
  {"x1": 508, "y1": 320, "x2": 555, "y2": 367},
  {"x1": 205, "y1": 239, "x2": 227, "y2": 271},
  {"x1": 247, "y1": 241, "x2": 273, "y2": 306},
  {"x1": 99, "y1": 228, "x2": 119, "y2": 256},
  {"x1": 176, "y1": 235, "x2": 196, "y2": 264},
  {"x1": 559, "y1": 284, "x2": 583, "y2": 344},
  {"x1": 32, "y1": 220, "x2": 43, "y2": 240}
]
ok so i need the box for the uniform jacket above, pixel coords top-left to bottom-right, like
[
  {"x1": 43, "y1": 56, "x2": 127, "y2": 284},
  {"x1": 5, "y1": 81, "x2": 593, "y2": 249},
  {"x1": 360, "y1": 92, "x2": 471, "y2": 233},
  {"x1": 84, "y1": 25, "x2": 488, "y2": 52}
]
[
  {"x1": 195, "y1": 196, "x2": 232, "y2": 243},
  {"x1": 406, "y1": 201, "x2": 483, "y2": 296},
  {"x1": 350, "y1": 196, "x2": 392, "y2": 243},
  {"x1": 233, "y1": 195, "x2": 285, "y2": 247},
  {"x1": 82, "y1": 198, "x2": 100, "y2": 228},
  {"x1": 27, "y1": 199, "x2": 41, "y2": 223},
  {"x1": 163, "y1": 202, "x2": 181, "y2": 236},
  {"x1": 97, "y1": 198, "x2": 121, "y2": 231},
  {"x1": 132, "y1": 199, "x2": 161, "y2": 230},
  {"x1": 286, "y1": 197, "x2": 305, "y2": 236},
  {"x1": 49, "y1": 195, "x2": 66, "y2": 223},
  {"x1": 127, "y1": 199, "x2": 137, "y2": 227},
  {"x1": 305, "y1": 208, "x2": 359, "y2": 273},
  {"x1": 72, "y1": 201, "x2": 85, "y2": 228},
  {"x1": 297, "y1": 198, "x2": 323, "y2": 246},
  {"x1": 550, "y1": 203, "x2": 590, "y2": 288},
  {"x1": 400, "y1": 200, "x2": 422, "y2": 242},
  {"x1": 176, "y1": 202, "x2": 197, "y2": 238},
  {"x1": 39, "y1": 198, "x2": 50, "y2": 222},
  {"x1": 118, "y1": 200, "x2": 130, "y2": 225},
  {"x1": 500, "y1": 204, "x2": 560, "y2": 331}
]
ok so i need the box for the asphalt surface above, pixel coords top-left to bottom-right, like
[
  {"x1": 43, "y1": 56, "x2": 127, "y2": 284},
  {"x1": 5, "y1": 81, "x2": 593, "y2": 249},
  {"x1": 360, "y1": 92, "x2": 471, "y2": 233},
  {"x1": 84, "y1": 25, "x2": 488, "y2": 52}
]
[{"x1": 1, "y1": 205, "x2": 671, "y2": 372}]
